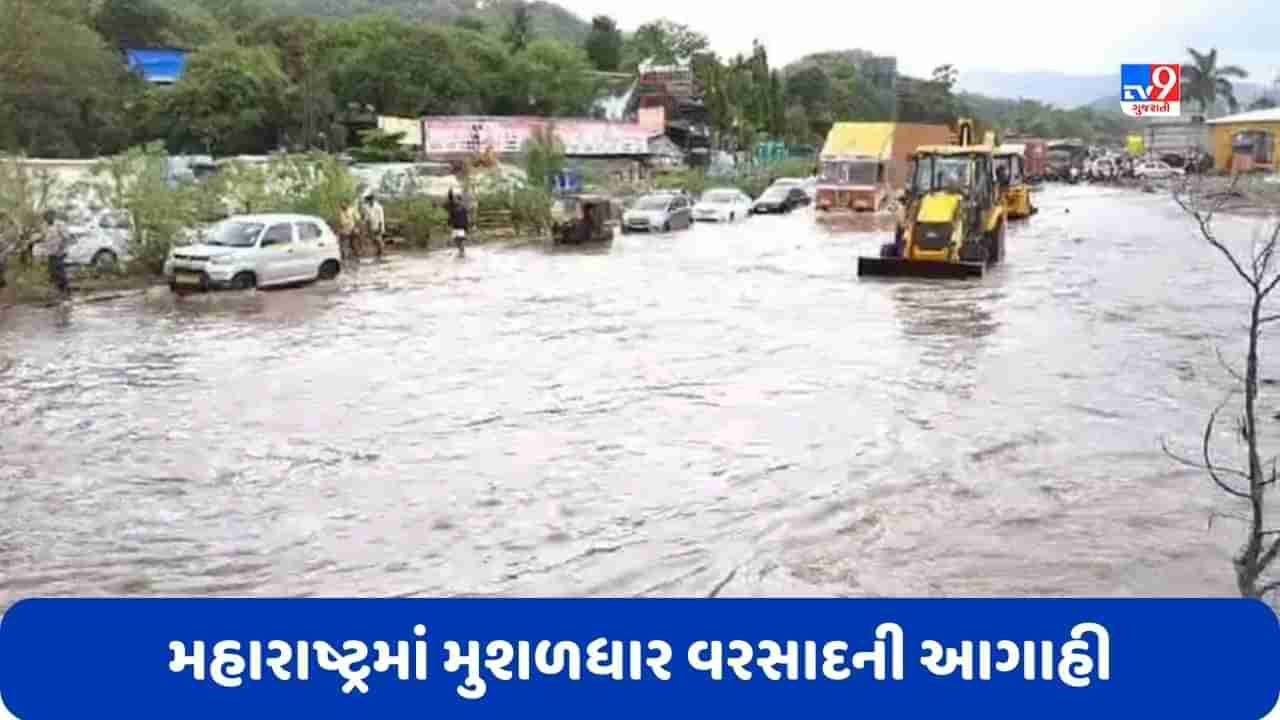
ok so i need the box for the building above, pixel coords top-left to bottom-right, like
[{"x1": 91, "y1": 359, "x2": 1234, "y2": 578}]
[
  {"x1": 1206, "y1": 108, "x2": 1280, "y2": 174},
  {"x1": 123, "y1": 48, "x2": 187, "y2": 86}
]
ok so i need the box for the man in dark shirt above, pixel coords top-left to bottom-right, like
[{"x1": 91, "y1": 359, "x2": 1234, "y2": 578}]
[{"x1": 447, "y1": 190, "x2": 469, "y2": 258}]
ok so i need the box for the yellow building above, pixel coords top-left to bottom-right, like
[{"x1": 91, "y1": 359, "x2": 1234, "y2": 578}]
[{"x1": 1206, "y1": 108, "x2": 1280, "y2": 173}]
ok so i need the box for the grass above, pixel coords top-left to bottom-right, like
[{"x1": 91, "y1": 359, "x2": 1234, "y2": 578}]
[{"x1": 0, "y1": 262, "x2": 158, "y2": 307}]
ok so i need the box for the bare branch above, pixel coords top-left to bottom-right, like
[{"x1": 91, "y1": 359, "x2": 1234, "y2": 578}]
[
  {"x1": 1162, "y1": 436, "x2": 1252, "y2": 483},
  {"x1": 1215, "y1": 345, "x2": 1245, "y2": 383},
  {"x1": 1209, "y1": 511, "x2": 1251, "y2": 529},
  {"x1": 1261, "y1": 315, "x2": 1280, "y2": 326},
  {"x1": 1205, "y1": 401, "x2": 1252, "y2": 500},
  {"x1": 1259, "y1": 537, "x2": 1280, "y2": 578},
  {"x1": 1259, "y1": 581, "x2": 1280, "y2": 598}
]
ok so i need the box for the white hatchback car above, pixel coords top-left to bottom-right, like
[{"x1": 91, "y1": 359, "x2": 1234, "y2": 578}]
[
  {"x1": 693, "y1": 188, "x2": 753, "y2": 222},
  {"x1": 163, "y1": 213, "x2": 343, "y2": 292},
  {"x1": 1134, "y1": 160, "x2": 1185, "y2": 180}
]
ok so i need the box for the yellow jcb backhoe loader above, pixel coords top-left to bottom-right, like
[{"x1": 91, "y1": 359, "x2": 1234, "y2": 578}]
[{"x1": 857, "y1": 119, "x2": 1007, "y2": 279}]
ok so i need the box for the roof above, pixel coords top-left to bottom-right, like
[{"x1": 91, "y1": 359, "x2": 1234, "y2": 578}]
[
  {"x1": 124, "y1": 48, "x2": 187, "y2": 84},
  {"x1": 821, "y1": 122, "x2": 896, "y2": 161},
  {"x1": 914, "y1": 144, "x2": 997, "y2": 156},
  {"x1": 225, "y1": 213, "x2": 326, "y2": 224},
  {"x1": 1206, "y1": 108, "x2": 1280, "y2": 125}
]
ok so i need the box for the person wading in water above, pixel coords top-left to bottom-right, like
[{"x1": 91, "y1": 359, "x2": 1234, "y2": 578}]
[
  {"x1": 42, "y1": 210, "x2": 72, "y2": 297},
  {"x1": 446, "y1": 189, "x2": 469, "y2": 258}
]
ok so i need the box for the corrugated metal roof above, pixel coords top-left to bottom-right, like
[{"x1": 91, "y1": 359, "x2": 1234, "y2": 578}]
[
  {"x1": 1207, "y1": 108, "x2": 1280, "y2": 125},
  {"x1": 821, "y1": 122, "x2": 897, "y2": 161}
]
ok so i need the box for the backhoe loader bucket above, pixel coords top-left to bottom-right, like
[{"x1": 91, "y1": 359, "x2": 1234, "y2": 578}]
[{"x1": 857, "y1": 257, "x2": 985, "y2": 279}]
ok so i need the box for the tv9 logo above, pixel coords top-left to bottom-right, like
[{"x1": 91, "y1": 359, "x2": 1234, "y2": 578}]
[{"x1": 1121, "y1": 64, "x2": 1181, "y2": 117}]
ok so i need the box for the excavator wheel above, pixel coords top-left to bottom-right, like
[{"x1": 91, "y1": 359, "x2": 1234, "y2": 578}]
[
  {"x1": 959, "y1": 239, "x2": 987, "y2": 264},
  {"x1": 985, "y1": 221, "x2": 1006, "y2": 264}
]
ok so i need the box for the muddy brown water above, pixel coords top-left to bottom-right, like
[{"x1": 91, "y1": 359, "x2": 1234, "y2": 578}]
[{"x1": 2, "y1": 184, "x2": 1278, "y2": 605}]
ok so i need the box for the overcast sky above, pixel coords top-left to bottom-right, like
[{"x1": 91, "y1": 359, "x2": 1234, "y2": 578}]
[{"x1": 555, "y1": 0, "x2": 1280, "y2": 83}]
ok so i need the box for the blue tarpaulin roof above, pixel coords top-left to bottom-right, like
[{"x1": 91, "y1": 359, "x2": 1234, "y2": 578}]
[{"x1": 124, "y1": 49, "x2": 187, "y2": 84}]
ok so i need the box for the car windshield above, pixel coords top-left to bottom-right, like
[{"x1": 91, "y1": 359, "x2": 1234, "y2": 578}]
[
  {"x1": 636, "y1": 196, "x2": 672, "y2": 211},
  {"x1": 206, "y1": 220, "x2": 264, "y2": 247},
  {"x1": 703, "y1": 191, "x2": 736, "y2": 204},
  {"x1": 760, "y1": 188, "x2": 787, "y2": 200}
]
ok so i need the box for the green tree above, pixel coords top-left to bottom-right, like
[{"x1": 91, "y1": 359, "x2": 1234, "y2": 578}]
[
  {"x1": 1183, "y1": 48, "x2": 1249, "y2": 114},
  {"x1": 0, "y1": 0, "x2": 140, "y2": 157},
  {"x1": 583, "y1": 15, "x2": 623, "y2": 72},
  {"x1": 454, "y1": 16, "x2": 487, "y2": 33},
  {"x1": 522, "y1": 125, "x2": 565, "y2": 191},
  {"x1": 93, "y1": 0, "x2": 175, "y2": 48},
  {"x1": 624, "y1": 20, "x2": 708, "y2": 69},
  {"x1": 786, "y1": 66, "x2": 832, "y2": 114},
  {"x1": 510, "y1": 39, "x2": 599, "y2": 116},
  {"x1": 164, "y1": 43, "x2": 290, "y2": 155},
  {"x1": 504, "y1": 1, "x2": 532, "y2": 54}
]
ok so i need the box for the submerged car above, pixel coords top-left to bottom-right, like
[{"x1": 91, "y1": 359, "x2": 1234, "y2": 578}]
[
  {"x1": 693, "y1": 189, "x2": 753, "y2": 222},
  {"x1": 751, "y1": 186, "x2": 809, "y2": 214},
  {"x1": 621, "y1": 193, "x2": 693, "y2": 233},
  {"x1": 164, "y1": 213, "x2": 343, "y2": 292}
]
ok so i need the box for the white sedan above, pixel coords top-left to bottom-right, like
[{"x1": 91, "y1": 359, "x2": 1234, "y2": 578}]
[
  {"x1": 693, "y1": 189, "x2": 753, "y2": 222},
  {"x1": 1134, "y1": 160, "x2": 1185, "y2": 180},
  {"x1": 163, "y1": 213, "x2": 343, "y2": 292}
]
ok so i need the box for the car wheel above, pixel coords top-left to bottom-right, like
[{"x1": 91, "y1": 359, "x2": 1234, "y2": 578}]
[
  {"x1": 92, "y1": 249, "x2": 119, "y2": 273},
  {"x1": 729, "y1": 213, "x2": 735, "y2": 222},
  {"x1": 318, "y1": 259, "x2": 340, "y2": 280},
  {"x1": 662, "y1": 221, "x2": 671, "y2": 233},
  {"x1": 230, "y1": 272, "x2": 256, "y2": 291}
]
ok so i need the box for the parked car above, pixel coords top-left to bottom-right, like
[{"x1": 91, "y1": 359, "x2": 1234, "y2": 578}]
[
  {"x1": 693, "y1": 189, "x2": 753, "y2": 222},
  {"x1": 621, "y1": 193, "x2": 693, "y2": 233},
  {"x1": 163, "y1": 213, "x2": 343, "y2": 293},
  {"x1": 752, "y1": 186, "x2": 810, "y2": 214},
  {"x1": 1134, "y1": 160, "x2": 1186, "y2": 180},
  {"x1": 31, "y1": 209, "x2": 134, "y2": 271}
]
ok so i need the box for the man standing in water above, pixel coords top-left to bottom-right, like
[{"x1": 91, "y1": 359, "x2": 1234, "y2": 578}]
[
  {"x1": 42, "y1": 210, "x2": 72, "y2": 297},
  {"x1": 337, "y1": 200, "x2": 359, "y2": 261},
  {"x1": 446, "y1": 189, "x2": 468, "y2": 258},
  {"x1": 362, "y1": 193, "x2": 386, "y2": 260}
]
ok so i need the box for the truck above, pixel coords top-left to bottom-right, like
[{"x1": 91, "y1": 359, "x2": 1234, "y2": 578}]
[
  {"x1": 815, "y1": 122, "x2": 952, "y2": 218},
  {"x1": 1141, "y1": 115, "x2": 1210, "y2": 166}
]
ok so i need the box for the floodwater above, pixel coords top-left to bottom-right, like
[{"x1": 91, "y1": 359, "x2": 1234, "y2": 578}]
[{"x1": 1, "y1": 184, "x2": 1277, "y2": 605}]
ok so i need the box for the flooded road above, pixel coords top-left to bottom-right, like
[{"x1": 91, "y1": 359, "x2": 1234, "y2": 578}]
[{"x1": 1, "y1": 184, "x2": 1276, "y2": 604}]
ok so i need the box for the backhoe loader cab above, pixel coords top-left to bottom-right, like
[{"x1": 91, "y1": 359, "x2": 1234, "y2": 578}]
[
  {"x1": 993, "y1": 146, "x2": 1036, "y2": 220},
  {"x1": 858, "y1": 143, "x2": 1007, "y2": 279}
]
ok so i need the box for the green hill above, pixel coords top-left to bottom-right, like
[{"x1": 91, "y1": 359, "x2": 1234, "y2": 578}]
[{"x1": 254, "y1": 0, "x2": 589, "y2": 40}]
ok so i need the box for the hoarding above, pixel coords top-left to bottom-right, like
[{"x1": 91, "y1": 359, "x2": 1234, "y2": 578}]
[
  {"x1": 422, "y1": 117, "x2": 653, "y2": 157},
  {"x1": 377, "y1": 116, "x2": 424, "y2": 147}
]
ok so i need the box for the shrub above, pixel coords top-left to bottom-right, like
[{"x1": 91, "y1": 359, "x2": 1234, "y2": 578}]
[
  {"x1": 396, "y1": 198, "x2": 447, "y2": 249},
  {"x1": 92, "y1": 144, "x2": 199, "y2": 276}
]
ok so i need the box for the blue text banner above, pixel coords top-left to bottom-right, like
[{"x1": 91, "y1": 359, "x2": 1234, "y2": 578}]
[{"x1": 1, "y1": 599, "x2": 1277, "y2": 718}]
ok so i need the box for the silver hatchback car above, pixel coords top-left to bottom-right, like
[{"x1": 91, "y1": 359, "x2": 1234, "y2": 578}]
[{"x1": 621, "y1": 193, "x2": 693, "y2": 234}]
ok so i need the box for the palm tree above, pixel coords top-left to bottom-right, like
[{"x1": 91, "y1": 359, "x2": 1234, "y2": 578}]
[{"x1": 1183, "y1": 48, "x2": 1249, "y2": 114}]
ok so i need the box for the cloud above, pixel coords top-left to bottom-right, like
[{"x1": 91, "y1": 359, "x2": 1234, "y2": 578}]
[{"x1": 553, "y1": 0, "x2": 1280, "y2": 80}]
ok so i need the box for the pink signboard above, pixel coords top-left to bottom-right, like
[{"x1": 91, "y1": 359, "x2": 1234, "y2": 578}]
[{"x1": 422, "y1": 117, "x2": 653, "y2": 157}]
